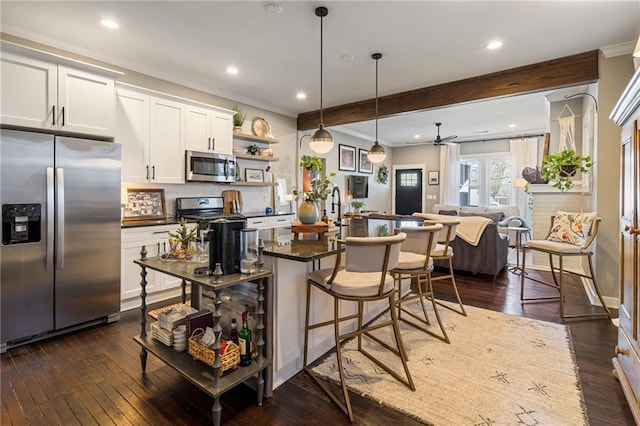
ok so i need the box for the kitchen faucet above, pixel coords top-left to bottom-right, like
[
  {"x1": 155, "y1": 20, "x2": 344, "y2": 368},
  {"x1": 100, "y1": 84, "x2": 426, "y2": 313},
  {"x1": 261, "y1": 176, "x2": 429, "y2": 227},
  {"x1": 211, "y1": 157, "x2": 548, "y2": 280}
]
[{"x1": 331, "y1": 186, "x2": 342, "y2": 225}]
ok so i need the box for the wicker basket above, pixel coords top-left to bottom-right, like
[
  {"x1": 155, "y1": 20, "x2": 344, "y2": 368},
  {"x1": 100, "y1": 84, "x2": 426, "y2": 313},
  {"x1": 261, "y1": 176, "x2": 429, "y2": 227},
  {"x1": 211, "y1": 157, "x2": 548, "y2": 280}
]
[{"x1": 188, "y1": 329, "x2": 240, "y2": 373}]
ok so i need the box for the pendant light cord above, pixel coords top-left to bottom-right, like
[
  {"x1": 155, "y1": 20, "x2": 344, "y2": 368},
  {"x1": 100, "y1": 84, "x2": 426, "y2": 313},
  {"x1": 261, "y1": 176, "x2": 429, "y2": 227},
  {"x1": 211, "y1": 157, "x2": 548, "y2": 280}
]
[
  {"x1": 375, "y1": 56, "x2": 379, "y2": 142},
  {"x1": 319, "y1": 13, "x2": 324, "y2": 127}
]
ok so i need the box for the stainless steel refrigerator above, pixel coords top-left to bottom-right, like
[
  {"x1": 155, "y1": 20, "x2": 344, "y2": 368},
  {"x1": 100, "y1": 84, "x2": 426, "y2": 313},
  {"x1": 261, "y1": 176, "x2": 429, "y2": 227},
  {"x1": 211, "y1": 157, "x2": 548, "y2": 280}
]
[{"x1": 1, "y1": 129, "x2": 121, "y2": 350}]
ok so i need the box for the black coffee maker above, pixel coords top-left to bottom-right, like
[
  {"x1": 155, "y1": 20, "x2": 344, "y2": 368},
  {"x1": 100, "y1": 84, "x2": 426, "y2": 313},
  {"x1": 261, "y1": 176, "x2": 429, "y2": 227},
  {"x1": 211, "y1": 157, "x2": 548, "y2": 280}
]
[{"x1": 206, "y1": 218, "x2": 246, "y2": 275}]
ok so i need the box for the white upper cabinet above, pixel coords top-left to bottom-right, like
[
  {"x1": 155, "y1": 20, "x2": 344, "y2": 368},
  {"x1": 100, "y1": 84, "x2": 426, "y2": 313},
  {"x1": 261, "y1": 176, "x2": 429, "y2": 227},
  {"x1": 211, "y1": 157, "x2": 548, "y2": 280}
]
[
  {"x1": 116, "y1": 88, "x2": 150, "y2": 182},
  {"x1": 149, "y1": 96, "x2": 185, "y2": 184},
  {"x1": 1, "y1": 42, "x2": 121, "y2": 138},
  {"x1": 185, "y1": 103, "x2": 233, "y2": 154},
  {"x1": 117, "y1": 85, "x2": 185, "y2": 183}
]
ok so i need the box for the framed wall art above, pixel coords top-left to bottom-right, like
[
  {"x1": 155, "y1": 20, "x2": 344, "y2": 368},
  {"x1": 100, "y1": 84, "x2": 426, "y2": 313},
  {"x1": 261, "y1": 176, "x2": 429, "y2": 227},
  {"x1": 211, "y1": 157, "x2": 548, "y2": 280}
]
[
  {"x1": 123, "y1": 188, "x2": 166, "y2": 221},
  {"x1": 428, "y1": 171, "x2": 440, "y2": 185},
  {"x1": 245, "y1": 168, "x2": 264, "y2": 183},
  {"x1": 358, "y1": 149, "x2": 373, "y2": 174},
  {"x1": 339, "y1": 144, "x2": 356, "y2": 172}
]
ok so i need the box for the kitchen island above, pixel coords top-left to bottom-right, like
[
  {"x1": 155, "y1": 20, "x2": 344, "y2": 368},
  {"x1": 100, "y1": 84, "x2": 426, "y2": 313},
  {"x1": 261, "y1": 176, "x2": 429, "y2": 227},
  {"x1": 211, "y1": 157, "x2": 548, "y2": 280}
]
[{"x1": 262, "y1": 215, "x2": 422, "y2": 388}]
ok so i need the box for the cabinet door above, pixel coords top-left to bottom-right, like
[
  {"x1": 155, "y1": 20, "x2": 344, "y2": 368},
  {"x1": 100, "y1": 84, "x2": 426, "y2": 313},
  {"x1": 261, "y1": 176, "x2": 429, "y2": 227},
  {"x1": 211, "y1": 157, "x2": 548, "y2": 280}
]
[
  {"x1": 121, "y1": 236, "x2": 161, "y2": 301},
  {"x1": 185, "y1": 105, "x2": 212, "y2": 152},
  {"x1": 58, "y1": 66, "x2": 115, "y2": 137},
  {"x1": 116, "y1": 88, "x2": 150, "y2": 182},
  {"x1": 211, "y1": 111, "x2": 233, "y2": 154},
  {"x1": 149, "y1": 96, "x2": 185, "y2": 183},
  {"x1": 0, "y1": 51, "x2": 56, "y2": 130}
]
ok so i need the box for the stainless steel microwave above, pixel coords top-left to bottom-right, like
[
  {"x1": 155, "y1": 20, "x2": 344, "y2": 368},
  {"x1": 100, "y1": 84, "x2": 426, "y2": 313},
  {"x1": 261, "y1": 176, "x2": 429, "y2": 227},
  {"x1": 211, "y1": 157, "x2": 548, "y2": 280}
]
[{"x1": 185, "y1": 151, "x2": 236, "y2": 183}]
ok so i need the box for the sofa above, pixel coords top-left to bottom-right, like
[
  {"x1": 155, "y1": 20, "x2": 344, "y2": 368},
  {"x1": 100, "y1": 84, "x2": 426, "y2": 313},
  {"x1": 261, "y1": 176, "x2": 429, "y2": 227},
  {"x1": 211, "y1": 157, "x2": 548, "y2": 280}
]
[
  {"x1": 413, "y1": 204, "x2": 524, "y2": 280},
  {"x1": 432, "y1": 204, "x2": 526, "y2": 245}
]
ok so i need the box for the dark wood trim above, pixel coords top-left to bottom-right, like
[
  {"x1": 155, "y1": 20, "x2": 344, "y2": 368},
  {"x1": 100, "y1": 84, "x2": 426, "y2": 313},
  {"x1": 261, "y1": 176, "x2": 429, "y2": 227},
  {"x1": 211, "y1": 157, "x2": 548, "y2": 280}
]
[{"x1": 297, "y1": 50, "x2": 599, "y2": 130}]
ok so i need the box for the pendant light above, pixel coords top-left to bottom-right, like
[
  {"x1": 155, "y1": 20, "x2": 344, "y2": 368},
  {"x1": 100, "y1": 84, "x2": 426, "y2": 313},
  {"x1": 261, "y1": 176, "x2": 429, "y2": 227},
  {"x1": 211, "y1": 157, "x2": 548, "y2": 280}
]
[
  {"x1": 308, "y1": 6, "x2": 334, "y2": 154},
  {"x1": 367, "y1": 52, "x2": 386, "y2": 163}
]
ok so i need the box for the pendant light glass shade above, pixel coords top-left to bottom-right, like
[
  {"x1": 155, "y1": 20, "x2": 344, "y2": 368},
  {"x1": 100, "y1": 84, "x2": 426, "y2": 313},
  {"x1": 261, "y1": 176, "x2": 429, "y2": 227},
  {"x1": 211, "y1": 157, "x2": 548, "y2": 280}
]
[
  {"x1": 368, "y1": 53, "x2": 386, "y2": 163},
  {"x1": 309, "y1": 6, "x2": 334, "y2": 154}
]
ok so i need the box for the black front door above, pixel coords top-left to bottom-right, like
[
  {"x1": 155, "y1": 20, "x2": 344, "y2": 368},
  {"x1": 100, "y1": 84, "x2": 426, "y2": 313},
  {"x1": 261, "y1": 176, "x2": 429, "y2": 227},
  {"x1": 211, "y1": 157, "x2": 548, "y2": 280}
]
[{"x1": 395, "y1": 168, "x2": 423, "y2": 214}]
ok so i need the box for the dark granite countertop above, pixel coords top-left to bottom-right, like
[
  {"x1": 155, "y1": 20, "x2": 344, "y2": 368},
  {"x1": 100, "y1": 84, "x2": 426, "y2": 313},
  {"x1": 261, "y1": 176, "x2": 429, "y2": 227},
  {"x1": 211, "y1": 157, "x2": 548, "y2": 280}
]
[{"x1": 263, "y1": 216, "x2": 423, "y2": 262}]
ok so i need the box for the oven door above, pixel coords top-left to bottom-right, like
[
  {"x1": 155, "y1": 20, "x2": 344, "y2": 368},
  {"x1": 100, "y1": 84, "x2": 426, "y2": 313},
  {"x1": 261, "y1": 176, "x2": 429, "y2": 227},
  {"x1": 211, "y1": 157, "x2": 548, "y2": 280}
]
[{"x1": 186, "y1": 151, "x2": 236, "y2": 183}]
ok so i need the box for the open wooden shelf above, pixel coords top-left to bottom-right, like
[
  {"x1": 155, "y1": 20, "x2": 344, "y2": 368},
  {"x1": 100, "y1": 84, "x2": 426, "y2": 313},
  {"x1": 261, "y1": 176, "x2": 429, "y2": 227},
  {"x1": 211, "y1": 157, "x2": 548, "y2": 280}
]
[
  {"x1": 235, "y1": 153, "x2": 279, "y2": 162},
  {"x1": 233, "y1": 132, "x2": 279, "y2": 145}
]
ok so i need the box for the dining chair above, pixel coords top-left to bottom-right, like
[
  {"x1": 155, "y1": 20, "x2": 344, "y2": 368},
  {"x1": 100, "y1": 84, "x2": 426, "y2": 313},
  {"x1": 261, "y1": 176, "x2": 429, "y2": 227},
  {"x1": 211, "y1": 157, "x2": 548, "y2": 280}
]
[
  {"x1": 520, "y1": 212, "x2": 611, "y2": 321},
  {"x1": 302, "y1": 232, "x2": 414, "y2": 422}
]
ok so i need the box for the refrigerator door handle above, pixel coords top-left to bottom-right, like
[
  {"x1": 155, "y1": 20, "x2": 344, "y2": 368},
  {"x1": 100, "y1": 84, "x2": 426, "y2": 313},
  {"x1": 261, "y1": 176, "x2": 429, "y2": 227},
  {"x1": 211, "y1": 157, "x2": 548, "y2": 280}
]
[
  {"x1": 56, "y1": 167, "x2": 65, "y2": 270},
  {"x1": 46, "y1": 167, "x2": 55, "y2": 271}
]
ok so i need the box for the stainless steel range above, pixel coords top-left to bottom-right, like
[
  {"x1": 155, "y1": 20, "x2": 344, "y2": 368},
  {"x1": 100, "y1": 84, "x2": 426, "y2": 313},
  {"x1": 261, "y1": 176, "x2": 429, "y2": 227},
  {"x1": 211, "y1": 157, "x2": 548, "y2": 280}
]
[
  {"x1": 176, "y1": 197, "x2": 247, "y2": 275},
  {"x1": 176, "y1": 197, "x2": 245, "y2": 222}
]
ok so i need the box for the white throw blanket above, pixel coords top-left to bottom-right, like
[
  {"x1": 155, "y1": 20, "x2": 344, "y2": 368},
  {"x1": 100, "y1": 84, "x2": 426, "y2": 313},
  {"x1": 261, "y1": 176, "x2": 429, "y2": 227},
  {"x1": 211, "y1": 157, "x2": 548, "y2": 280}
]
[{"x1": 413, "y1": 213, "x2": 492, "y2": 246}]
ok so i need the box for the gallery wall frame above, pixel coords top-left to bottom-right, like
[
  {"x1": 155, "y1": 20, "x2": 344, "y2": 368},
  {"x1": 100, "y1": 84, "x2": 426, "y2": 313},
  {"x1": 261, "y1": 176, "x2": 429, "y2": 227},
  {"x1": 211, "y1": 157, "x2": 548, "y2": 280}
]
[
  {"x1": 245, "y1": 168, "x2": 264, "y2": 183},
  {"x1": 339, "y1": 144, "x2": 357, "y2": 172},
  {"x1": 358, "y1": 148, "x2": 373, "y2": 174}
]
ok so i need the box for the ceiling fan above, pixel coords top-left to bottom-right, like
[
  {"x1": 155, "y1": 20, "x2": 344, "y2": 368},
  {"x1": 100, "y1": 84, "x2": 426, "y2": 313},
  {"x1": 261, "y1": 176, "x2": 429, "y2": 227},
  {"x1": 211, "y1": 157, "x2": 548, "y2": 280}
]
[{"x1": 430, "y1": 122, "x2": 458, "y2": 145}]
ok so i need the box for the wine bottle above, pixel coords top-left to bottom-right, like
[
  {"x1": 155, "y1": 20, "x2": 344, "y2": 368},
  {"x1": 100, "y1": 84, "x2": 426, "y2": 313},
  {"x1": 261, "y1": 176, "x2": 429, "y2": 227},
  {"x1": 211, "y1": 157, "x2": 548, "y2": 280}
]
[
  {"x1": 229, "y1": 318, "x2": 239, "y2": 345},
  {"x1": 238, "y1": 311, "x2": 252, "y2": 366}
]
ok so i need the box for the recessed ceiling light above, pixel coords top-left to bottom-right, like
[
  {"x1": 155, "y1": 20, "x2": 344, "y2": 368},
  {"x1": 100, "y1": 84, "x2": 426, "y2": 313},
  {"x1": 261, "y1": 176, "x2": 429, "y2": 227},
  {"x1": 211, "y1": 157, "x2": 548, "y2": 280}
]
[
  {"x1": 486, "y1": 40, "x2": 503, "y2": 50},
  {"x1": 296, "y1": 92, "x2": 306, "y2": 100},
  {"x1": 341, "y1": 54, "x2": 354, "y2": 62},
  {"x1": 226, "y1": 66, "x2": 239, "y2": 75},
  {"x1": 508, "y1": 123, "x2": 516, "y2": 128},
  {"x1": 266, "y1": 3, "x2": 283, "y2": 15},
  {"x1": 100, "y1": 19, "x2": 119, "y2": 29},
  {"x1": 414, "y1": 134, "x2": 420, "y2": 139}
]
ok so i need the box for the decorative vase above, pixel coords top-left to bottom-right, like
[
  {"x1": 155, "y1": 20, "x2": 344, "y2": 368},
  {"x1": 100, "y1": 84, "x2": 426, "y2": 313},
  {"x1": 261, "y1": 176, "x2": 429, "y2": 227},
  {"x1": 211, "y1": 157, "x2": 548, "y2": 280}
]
[
  {"x1": 298, "y1": 200, "x2": 319, "y2": 224},
  {"x1": 233, "y1": 126, "x2": 242, "y2": 133}
]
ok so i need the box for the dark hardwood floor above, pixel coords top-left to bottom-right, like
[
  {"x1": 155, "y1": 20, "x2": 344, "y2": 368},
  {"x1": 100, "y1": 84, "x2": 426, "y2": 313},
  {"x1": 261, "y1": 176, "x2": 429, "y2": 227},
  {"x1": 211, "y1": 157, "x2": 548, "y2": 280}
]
[{"x1": 1, "y1": 268, "x2": 634, "y2": 425}]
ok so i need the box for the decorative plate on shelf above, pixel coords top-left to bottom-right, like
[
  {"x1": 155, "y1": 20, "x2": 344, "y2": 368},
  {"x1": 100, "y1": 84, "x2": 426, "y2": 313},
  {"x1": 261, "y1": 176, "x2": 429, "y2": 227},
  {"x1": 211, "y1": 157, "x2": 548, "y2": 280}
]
[{"x1": 251, "y1": 117, "x2": 271, "y2": 138}]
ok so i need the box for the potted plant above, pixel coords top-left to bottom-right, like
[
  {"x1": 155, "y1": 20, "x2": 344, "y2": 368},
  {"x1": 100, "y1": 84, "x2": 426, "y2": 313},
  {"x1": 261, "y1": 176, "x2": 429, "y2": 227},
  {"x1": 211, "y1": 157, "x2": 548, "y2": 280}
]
[
  {"x1": 540, "y1": 149, "x2": 593, "y2": 192},
  {"x1": 246, "y1": 144, "x2": 260, "y2": 156},
  {"x1": 165, "y1": 218, "x2": 197, "y2": 259},
  {"x1": 350, "y1": 200, "x2": 365, "y2": 216},
  {"x1": 232, "y1": 103, "x2": 245, "y2": 133},
  {"x1": 299, "y1": 155, "x2": 324, "y2": 192},
  {"x1": 292, "y1": 156, "x2": 335, "y2": 224}
]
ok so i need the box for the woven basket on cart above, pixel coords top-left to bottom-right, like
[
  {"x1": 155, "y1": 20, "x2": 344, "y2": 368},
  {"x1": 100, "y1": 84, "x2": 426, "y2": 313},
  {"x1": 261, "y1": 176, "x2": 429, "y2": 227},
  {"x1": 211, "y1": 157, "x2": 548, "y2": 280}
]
[{"x1": 188, "y1": 328, "x2": 240, "y2": 374}]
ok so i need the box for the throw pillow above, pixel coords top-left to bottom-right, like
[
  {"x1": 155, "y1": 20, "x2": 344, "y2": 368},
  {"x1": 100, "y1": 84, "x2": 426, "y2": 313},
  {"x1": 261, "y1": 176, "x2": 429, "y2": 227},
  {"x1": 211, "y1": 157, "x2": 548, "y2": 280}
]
[
  {"x1": 459, "y1": 211, "x2": 503, "y2": 224},
  {"x1": 438, "y1": 209, "x2": 458, "y2": 216},
  {"x1": 547, "y1": 211, "x2": 598, "y2": 246}
]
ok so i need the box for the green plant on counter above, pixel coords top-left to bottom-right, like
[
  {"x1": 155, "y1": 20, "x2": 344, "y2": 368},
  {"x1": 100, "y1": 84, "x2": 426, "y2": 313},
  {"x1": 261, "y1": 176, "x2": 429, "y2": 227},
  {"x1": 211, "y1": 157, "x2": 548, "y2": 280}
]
[
  {"x1": 169, "y1": 218, "x2": 197, "y2": 250},
  {"x1": 350, "y1": 200, "x2": 366, "y2": 211},
  {"x1": 376, "y1": 165, "x2": 389, "y2": 184},
  {"x1": 540, "y1": 149, "x2": 593, "y2": 191},
  {"x1": 246, "y1": 144, "x2": 260, "y2": 155},
  {"x1": 232, "y1": 103, "x2": 246, "y2": 127}
]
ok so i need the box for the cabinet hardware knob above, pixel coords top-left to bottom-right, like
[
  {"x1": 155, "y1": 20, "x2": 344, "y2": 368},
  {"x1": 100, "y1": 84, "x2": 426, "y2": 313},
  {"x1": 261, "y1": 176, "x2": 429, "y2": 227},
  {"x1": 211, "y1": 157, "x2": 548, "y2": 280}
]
[
  {"x1": 52, "y1": 105, "x2": 56, "y2": 126},
  {"x1": 146, "y1": 165, "x2": 150, "y2": 180},
  {"x1": 624, "y1": 225, "x2": 640, "y2": 235},
  {"x1": 152, "y1": 165, "x2": 156, "y2": 180},
  {"x1": 615, "y1": 345, "x2": 629, "y2": 356},
  {"x1": 61, "y1": 106, "x2": 65, "y2": 126}
]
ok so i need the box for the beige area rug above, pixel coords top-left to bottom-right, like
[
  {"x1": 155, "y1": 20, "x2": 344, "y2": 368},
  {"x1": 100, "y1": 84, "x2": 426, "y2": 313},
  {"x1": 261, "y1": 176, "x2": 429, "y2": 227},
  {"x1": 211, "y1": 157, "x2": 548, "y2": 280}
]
[{"x1": 311, "y1": 301, "x2": 588, "y2": 425}]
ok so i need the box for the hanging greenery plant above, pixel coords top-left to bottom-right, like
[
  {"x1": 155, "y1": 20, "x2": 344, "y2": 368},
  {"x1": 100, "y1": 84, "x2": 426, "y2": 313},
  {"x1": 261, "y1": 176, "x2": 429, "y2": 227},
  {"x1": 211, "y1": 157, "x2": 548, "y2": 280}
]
[
  {"x1": 540, "y1": 150, "x2": 592, "y2": 191},
  {"x1": 376, "y1": 165, "x2": 389, "y2": 184}
]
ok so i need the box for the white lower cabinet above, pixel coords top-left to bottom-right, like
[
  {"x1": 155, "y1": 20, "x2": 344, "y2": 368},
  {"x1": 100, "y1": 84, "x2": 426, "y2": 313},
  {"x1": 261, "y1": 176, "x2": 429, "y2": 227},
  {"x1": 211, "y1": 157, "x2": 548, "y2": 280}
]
[
  {"x1": 247, "y1": 214, "x2": 293, "y2": 230},
  {"x1": 121, "y1": 225, "x2": 193, "y2": 311}
]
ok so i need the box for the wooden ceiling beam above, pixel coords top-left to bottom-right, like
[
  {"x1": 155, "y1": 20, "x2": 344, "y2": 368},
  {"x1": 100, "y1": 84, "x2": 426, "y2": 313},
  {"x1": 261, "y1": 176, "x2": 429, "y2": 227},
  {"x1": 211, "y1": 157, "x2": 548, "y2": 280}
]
[{"x1": 296, "y1": 50, "x2": 599, "y2": 131}]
